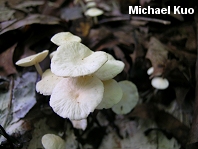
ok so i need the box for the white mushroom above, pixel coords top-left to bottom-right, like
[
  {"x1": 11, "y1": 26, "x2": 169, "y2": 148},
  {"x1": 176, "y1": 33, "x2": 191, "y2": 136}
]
[
  {"x1": 85, "y1": 7, "x2": 104, "y2": 24},
  {"x1": 86, "y1": 1, "x2": 96, "y2": 9},
  {"x1": 112, "y1": 80, "x2": 139, "y2": 115},
  {"x1": 94, "y1": 53, "x2": 125, "y2": 80},
  {"x1": 50, "y1": 75, "x2": 104, "y2": 120},
  {"x1": 51, "y1": 32, "x2": 81, "y2": 46},
  {"x1": 51, "y1": 41, "x2": 108, "y2": 77},
  {"x1": 96, "y1": 79, "x2": 123, "y2": 109},
  {"x1": 42, "y1": 134, "x2": 65, "y2": 149},
  {"x1": 70, "y1": 118, "x2": 87, "y2": 130},
  {"x1": 147, "y1": 67, "x2": 154, "y2": 75},
  {"x1": 15, "y1": 50, "x2": 49, "y2": 76},
  {"x1": 36, "y1": 69, "x2": 63, "y2": 95},
  {"x1": 151, "y1": 77, "x2": 169, "y2": 90}
]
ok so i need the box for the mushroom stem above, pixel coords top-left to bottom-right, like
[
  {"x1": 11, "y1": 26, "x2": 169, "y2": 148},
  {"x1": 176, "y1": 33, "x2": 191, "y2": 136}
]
[
  {"x1": 93, "y1": 16, "x2": 98, "y2": 24},
  {"x1": 34, "y1": 63, "x2": 43, "y2": 76}
]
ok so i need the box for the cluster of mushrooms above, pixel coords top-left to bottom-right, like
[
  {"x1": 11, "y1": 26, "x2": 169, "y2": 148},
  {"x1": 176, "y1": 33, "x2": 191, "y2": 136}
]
[{"x1": 15, "y1": 32, "x2": 139, "y2": 123}]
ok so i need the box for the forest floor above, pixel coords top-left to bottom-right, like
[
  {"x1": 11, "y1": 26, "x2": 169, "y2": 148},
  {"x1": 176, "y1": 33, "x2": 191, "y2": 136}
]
[{"x1": 0, "y1": 0, "x2": 198, "y2": 149}]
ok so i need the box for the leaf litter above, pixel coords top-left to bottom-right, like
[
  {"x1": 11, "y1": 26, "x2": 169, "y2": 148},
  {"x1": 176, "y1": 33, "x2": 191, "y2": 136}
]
[{"x1": 0, "y1": 0, "x2": 197, "y2": 148}]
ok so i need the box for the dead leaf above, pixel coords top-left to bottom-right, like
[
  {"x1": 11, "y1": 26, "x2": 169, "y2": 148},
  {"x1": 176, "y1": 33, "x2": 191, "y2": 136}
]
[
  {"x1": 61, "y1": 6, "x2": 83, "y2": 21},
  {"x1": 146, "y1": 37, "x2": 168, "y2": 77},
  {"x1": 113, "y1": 46, "x2": 130, "y2": 73},
  {"x1": 0, "y1": 6, "x2": 15, "y2": 22},
  {"x1": 87, "y1": 26, "x2": 112, "y2": 49},
  {"x1": 0, "y1": 14, "x2": 61, "y2": 35},
  {"x1": 12, "y1": 72, "x2": 37, "y2": 123},
  {"x1": 0, "y1": 43, "x2": 17, "y2": 77},
  {"x1": 128, "y1": 104, "x2": 189, "y2": 146},
  {"x1": 75, "y1": 20, "x2": 91, "y2": 37}
]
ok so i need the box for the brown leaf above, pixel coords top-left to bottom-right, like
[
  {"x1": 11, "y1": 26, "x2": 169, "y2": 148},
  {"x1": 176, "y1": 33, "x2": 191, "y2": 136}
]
[
  {"x1": 0, "y1": 44, "x2": 17, "y2": 77},
  {"x1": 146, "y1": 37, "x2": 168, "y2": 77},
  {"x1": 0, "y1": 14, "x2": 61, "y2": 35},
  {"x1": 113, "y1": 46, "x2": 130, "y2": 73},
  {"x1": 128, "y1": 104, "x2": 189, "y2": 146},
  {"x1": 87, "y1": 26, "x2": 112, "y2": 49},
  {"x1": 174, "y1": 87, "x2": 189, "y2": 106}
]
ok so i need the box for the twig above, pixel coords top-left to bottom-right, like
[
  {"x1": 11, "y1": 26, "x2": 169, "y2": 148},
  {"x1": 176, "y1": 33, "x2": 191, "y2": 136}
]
[
  {"x1": 132, "y1": 16, "x2": 171, "y2": 25},
  {"x1": 98, "y1": 14, "x2": 171, "y2": 25}
]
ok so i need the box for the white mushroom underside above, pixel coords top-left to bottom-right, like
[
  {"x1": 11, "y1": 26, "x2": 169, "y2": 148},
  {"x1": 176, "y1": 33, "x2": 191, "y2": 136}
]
[
  {"x1": 50, "y1": 76, "x2": 104, "y2": 120},
  {"x1": 36, "y1": 69, "x2": 63, "y2": 95},
  {"x1": 96, "y1": 79, "x2": 123, "y2": 109},
  {"x1": 112, "y1": 81, "x2": 139, "y2": 115},
  {"x1": 51, "y1": 42, "x2": 108, "y2": 77},
  {"x1": 16, "y1": 50, "x2": 49, "y2": 67}
]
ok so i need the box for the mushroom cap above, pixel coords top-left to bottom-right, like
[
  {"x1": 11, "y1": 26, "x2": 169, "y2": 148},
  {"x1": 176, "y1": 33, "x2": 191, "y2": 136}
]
[
  {"x1": 151, "y1": 77, "x2": 169, "y2": 90},
  {"x1": 112, "y1": 80, "x2": 139, "y2": 115},
  {"x1": 15, "y1": 50, "x2": 49, "y2": 67},
  {"x1": 86, "y1": 2, "x2": 96, "y2": 8},
  {"x1": 51, "y1": 32, "x2": 81, "y2": 46},
  {"x1": 94, "y1": 54, "x2": 125, "y2": 80},
  {"x1": 51, "y1": 42, "x2": 108, "y2": 77},
  {"x1": 70, "y1": 118, "x2": 87, "y2": 130},
  {"x1": 85, "y1": 7, "x2": 104, "y2": 17},
  {"x1": 50, "y1": 76, "x2": 104, "y2": 120},
  {"x1": 42, "y1": 134, "x2": 65, "y2": 149},
  {"x1": 36, "y1": 69, "x2": 63, "y2": 95},
  {"x1": 96, "y1": 79, "x2": 123, "y2": 109},
  {"x1": 147, "y1": 67, "x2": 154, "y2": 75}
]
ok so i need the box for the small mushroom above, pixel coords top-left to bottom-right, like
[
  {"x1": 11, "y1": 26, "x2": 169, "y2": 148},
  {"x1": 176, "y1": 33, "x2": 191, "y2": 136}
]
[
  {"x1": 112, "y1": 80, "x2": 139, "y2": 115},
  {"x1": 94, "y1": 53, "x2": 125, "y2": 80},
  {"x1": 86, "y1": 1, "x2": 96, "y2": 9},
  {"x1": 147, "y1": 67, "x2": 154, "y2": 75},
  {"x1": 50, "y1": 75, "x2": 104, "y2": 120},
  {"x1": 15, "y1": 50, "x2": 49, "y2": 76},
  {"x1": 85, "y1": 7, "x2": 104, "y2": 24},
  {"x1": 42, "y1": 134, "x2": 65, "y2": 149},
  {"x1": 51, "y1": 32, "x2": 81, "y2": 46},
  {"x1": 36, "y1": 69, "x2": 63, "y2": 95},
  {"x1": 151, "y1": 77, "x2": 169, "y2": 90},
  {"x1": 51, "y1": 41, "x2": 108, "y2": 77},
  {"x1": 96, "y1": 79, "x2": 123, "y2": 109},
  {"x1": 70, "y1": 118, "x2": 87, "y2": 130}
]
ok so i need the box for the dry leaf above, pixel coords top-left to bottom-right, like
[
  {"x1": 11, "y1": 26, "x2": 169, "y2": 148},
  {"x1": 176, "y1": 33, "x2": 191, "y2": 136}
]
[
  {"x1": 0, "y1": 44, "x2": 17, "y2": 77},
  {"x1": 146, "y1": 37, "x2": 168, "y2": 77},
  {"x1": 0, "y1": 14, "x2": 61, "y2": 35}
]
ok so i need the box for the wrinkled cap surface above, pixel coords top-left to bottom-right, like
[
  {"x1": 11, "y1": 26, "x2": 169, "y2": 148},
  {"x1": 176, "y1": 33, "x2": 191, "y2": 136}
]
[
  {"x1": 94, "y1": 54, "x2": 124, "y2": 80},
  {"x1": 15, "y1": 50, "x2": 49, "y2": 67},
  {"x1": 50, "y1": 76, "x2": 104, "y2": 120},
  {"x1": 42, "y1": 134, "x2": 65, "y2": 149},
  {"x1": 112, "y1": 80, "x2": 139, "y2": 115},
  {"x1": 151, "y1": 77, "x2": 169, "y2": 90},
  {"x1": 51, "y1": 32, "x2": 81, "y2": 46},
  {"x1": 36, "y1": 69, "x2": 63, "y2": 95},
  {"x1": 96, "y1": 79, "x2": 123, "y2": 109},
  {"x1": 51, "y1": 42, "x2": 108, "y2": 77},
  {"x1": 85, "y1": 7, "x2": 104, "y2": 17}
]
